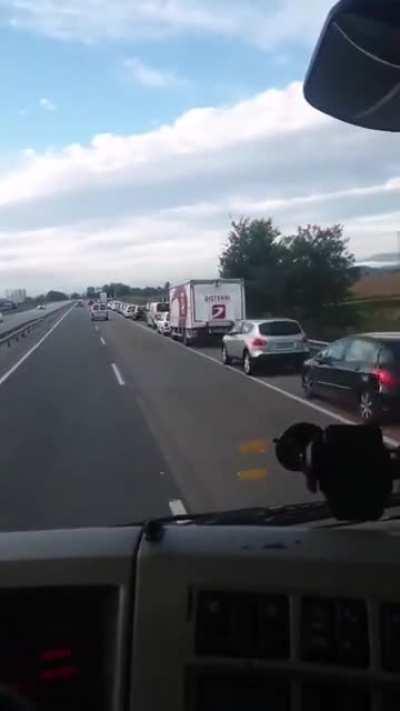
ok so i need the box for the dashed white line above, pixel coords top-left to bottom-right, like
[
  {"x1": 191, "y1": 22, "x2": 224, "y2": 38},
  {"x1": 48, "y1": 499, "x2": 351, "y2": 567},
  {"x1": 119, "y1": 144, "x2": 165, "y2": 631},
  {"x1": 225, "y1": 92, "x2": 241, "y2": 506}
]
[
  {"x1": 94, "y1": 325, "x2": 99, "y2": 332},
  {"x1": 100, "y1": 336, "x2": 106, "y2": 345},
  {"x1": 111, "y1": 362, "x2": 125, "y2": 386},
  {"x1": 0, "y1": 306, "x2": 74, "y2": 389},
  {"x1": 169, "y1": 499, "x2": 187, "y2": 516}
]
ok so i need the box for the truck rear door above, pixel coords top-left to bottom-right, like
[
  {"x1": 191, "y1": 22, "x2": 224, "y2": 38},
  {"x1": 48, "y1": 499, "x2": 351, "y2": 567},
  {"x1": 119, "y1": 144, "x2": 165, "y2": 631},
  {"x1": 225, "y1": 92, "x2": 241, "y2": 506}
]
[{"x1": 192, "y1": 282, "x2": 243, "y2": 329}]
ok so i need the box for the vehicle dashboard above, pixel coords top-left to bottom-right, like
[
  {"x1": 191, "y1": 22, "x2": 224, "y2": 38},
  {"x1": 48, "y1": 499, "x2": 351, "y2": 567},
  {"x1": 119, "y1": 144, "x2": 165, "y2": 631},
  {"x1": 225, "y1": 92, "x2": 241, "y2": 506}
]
[{"x1": 1, "y1": 523, "x2": 400, "y2": 710}]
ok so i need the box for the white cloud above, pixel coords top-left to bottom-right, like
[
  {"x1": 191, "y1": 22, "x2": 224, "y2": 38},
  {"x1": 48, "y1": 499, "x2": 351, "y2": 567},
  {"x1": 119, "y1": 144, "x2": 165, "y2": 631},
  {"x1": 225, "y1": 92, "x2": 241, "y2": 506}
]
[
  {"x1": 0, "y1": 81, "x2": 400, "y2": 291},
  {"x1": 124, "y1": 57, "x2": 186, "y2": 89},
  {"x1": 1, "y1": 0, "x2": 333, "y2": 48},
  {"x1": 39, "y1": 97, "x2": 57, "y2": 112}
]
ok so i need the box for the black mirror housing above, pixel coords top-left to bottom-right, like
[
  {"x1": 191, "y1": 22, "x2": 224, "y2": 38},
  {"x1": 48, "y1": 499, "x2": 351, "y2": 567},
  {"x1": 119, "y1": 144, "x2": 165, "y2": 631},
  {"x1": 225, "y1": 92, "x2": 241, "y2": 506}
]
[{"x1": 304, "y1": 0, "x2": 400, "y2": 132}]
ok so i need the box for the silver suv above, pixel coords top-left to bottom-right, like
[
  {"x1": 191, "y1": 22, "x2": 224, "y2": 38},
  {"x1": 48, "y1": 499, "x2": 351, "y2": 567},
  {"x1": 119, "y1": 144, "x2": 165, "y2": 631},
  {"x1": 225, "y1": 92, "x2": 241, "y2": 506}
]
[{"x1": 222, "y1": 319, "x2": 309, "y2": 374}]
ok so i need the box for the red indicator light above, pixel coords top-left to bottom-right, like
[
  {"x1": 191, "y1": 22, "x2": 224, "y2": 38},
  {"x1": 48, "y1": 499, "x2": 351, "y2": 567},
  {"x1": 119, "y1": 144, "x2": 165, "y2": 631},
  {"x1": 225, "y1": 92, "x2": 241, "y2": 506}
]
[
  {"x1": 40, "y1": 647, "x2": 72, "y2": 662},
  {"x1": 40, "y1": 666, "x2": 79, "y2": 682}
]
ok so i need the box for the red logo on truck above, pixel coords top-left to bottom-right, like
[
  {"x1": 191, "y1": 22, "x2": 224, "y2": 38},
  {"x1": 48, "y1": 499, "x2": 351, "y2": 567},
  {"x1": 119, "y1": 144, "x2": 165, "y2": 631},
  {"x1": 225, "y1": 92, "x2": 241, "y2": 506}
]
[
  {"x1": 212, "y1": 304, "x2": 226, "y2": 319},
  {"x1": 171, "y1": 286, "x2": 188, "y2": 327}
]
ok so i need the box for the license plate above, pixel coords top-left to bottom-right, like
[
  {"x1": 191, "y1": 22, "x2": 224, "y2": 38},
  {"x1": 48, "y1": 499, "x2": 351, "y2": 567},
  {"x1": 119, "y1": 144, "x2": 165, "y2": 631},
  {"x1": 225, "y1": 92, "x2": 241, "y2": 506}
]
[{"x1": 274, "y1": 342, "x2": 294, "y2": 350}]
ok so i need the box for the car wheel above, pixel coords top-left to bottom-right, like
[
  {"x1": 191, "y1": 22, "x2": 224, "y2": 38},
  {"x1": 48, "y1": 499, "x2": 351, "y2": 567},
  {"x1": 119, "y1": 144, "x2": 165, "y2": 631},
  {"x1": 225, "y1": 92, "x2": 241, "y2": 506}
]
[
  {"x1": 303, "y1": 372, "x2": 314, "y2": 399},
  {"x1": 359, "y1": 389, "x2": 381, "y2": 424},
  {"x1": 243, "y1": 350, "x2": 254, "y2": 375},
  {"x1": 221, "y1": 345, "x2": 232, "y2": 365},
  {"x1": 183, "y1": 330, "x2": 190, "y2": 347}
]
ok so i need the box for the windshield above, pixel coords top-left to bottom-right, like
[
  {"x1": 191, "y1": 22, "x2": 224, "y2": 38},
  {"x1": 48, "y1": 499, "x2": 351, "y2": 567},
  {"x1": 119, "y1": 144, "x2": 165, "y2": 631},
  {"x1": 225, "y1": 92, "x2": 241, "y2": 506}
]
[{"x1": 1, "y1": 1, "x2": 399, "y2": 532}]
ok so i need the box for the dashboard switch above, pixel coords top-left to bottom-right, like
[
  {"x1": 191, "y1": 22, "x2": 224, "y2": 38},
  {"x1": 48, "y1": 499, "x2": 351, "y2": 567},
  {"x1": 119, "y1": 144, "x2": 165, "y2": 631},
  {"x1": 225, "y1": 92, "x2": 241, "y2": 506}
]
[
  {"x1": 301, "y1": 598, "x2": 335, "y2": 662},
  {"x1": 257, "y1": 595, "x2": 289, "y2": 659},
  {"x1": 196, "y1": 592, "x2": 289, "y2": 659},
  {"x1": 301, "y1": 597, "x2": 369, "y2": 666},
  {"x1": 335, "y1": 599, "x2": 369, "y2": 667},
  {"x1": 196, "y1": 592, "x2": 234, "y2": 656}
]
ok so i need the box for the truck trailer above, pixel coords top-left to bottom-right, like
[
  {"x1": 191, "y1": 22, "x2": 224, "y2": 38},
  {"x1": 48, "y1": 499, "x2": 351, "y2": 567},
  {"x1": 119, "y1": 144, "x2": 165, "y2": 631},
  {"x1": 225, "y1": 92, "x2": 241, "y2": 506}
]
[{"x1": 169, "y1": 279, "x2": 245, "y2": 345}]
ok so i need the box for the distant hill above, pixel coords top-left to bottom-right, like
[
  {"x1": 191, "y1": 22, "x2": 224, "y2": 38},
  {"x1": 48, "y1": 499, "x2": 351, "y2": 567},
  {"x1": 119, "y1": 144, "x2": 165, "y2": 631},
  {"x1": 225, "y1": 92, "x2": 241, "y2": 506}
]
[
  {"x1": 357, "y1": 251, "x2": 400, "y2": 271},
  {"x1": 361, "y1": 251, "x2": 399, "y2": 263},
  {"x1": 352, "y1": 269, "x2": 400, "y2": 299}
]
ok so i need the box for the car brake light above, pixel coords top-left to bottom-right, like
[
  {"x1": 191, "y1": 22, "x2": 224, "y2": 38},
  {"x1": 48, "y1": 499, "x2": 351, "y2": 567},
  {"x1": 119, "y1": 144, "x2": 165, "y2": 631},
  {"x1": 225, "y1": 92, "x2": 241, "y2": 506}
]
[
  {"x1": 251, "y1": 337, "x2": 268, "y2": 348},
  {"x1": 373, "y1": 368, "x2": 399, "y2": 389}
]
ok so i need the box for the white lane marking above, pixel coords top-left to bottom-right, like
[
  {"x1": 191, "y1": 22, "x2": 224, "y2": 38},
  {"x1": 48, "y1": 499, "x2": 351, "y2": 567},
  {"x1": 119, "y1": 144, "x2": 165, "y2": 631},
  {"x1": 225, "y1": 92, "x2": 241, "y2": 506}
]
[
  {"x1": 0, "y1": 306, "x2": 74, "y2": 389},
  {"x1": 94, "y1": 325, "x2": 99, "y2": 332},
  {"x1": 169, "y1": 499, "x2": 187, "y2": 516},
  {"x1": 129, "y1": 321, "x2": 400, "y2": 447},
  {"x1": 111, "y1": 362, "x2": 125, "y2": 386},
  {"x1": 100, "y1": 336, "x2": 106, "y2": 345}
]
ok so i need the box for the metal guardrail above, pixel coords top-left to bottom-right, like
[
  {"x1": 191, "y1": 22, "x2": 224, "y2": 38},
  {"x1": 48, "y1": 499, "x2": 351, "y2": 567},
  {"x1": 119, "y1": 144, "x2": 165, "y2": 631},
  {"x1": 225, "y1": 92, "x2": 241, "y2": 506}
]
[
  {"x1": 308, "y1": 339, "x2": 329, "y2": 353},
  {"x1": 0, "y1": 306, "x2": 67, "y2": 348}
]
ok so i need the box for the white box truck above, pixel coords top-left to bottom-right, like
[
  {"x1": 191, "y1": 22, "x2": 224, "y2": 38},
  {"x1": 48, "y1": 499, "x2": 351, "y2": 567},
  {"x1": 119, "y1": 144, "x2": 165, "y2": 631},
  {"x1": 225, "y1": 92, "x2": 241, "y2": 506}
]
[{"x1": 169, "y1": 279, "x2": 245, "y2": 345}]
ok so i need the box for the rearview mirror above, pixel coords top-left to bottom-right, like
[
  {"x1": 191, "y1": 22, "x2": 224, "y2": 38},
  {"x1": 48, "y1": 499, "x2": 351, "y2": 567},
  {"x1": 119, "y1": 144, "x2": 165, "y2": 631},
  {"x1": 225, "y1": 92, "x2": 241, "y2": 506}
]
[{"x1": 304, "y1": 0, "x2": 400, "y2": 131}]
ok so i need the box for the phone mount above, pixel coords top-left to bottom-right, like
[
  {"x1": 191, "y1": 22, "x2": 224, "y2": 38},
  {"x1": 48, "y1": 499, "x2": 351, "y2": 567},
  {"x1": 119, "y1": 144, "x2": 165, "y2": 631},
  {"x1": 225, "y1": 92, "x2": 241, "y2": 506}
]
[{"x1": 275, "y1": 424, "x2": 396, "y2": 521}]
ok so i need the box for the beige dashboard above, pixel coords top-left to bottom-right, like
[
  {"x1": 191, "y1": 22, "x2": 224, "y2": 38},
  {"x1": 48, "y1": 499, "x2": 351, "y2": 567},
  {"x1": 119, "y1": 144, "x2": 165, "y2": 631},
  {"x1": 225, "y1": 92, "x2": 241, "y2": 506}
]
[{"x1": 0, "y1": 524, "x2": 400, "y2": 710}]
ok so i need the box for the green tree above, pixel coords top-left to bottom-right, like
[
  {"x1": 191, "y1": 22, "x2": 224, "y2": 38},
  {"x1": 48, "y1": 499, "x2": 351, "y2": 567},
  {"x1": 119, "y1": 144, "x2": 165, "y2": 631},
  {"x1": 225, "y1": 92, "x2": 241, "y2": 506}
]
[
  {"x1": 219, "y1": 219, "x2": 357, "y2": 331},
  {"x1": 283, "y1": 224, "x2": 356, "y2": 319},
  {"x1": 219, "y1": 218, "x2": 286, "y2": 315},
  {"x1": 46, "y1": 290, "x2": 68, "y2": 302},
  {"x1": 102, "y1": 283, "x2": 131, "y2": 298},
  {"x1": 70, "y1": 292, "x2": 81, "y2": 300}
]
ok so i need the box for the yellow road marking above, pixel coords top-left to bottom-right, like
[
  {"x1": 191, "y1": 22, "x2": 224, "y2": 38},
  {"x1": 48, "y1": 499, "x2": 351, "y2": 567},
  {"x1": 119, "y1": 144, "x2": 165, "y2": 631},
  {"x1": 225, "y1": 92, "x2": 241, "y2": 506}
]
[
  {"x1": 239, "y1": 439, "x2": 270, "y2": 455},
  {"x1": 238, "y1": 468, "x2": 268, "y2": 481}
]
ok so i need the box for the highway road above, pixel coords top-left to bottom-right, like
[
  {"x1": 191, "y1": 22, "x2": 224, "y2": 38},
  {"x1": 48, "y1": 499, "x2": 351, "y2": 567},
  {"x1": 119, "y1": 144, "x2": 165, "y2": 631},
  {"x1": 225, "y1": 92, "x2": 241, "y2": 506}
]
[
  {"x1": 0, "y1": 304, "x2": 399, "y2": 531},
  {"x1": 0, "y1": 301, "x2": 69, "y2": 337}
]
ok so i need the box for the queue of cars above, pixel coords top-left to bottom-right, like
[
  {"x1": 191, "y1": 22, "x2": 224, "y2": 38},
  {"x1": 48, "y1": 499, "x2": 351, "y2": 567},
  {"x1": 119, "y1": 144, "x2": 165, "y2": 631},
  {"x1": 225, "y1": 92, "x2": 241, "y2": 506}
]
[
  {"x1": 84, "y1": 293, "x2": 400, "y2": 425},
  {"x1": 108, "y1": 301, "x2": 145, "y2": 320}
]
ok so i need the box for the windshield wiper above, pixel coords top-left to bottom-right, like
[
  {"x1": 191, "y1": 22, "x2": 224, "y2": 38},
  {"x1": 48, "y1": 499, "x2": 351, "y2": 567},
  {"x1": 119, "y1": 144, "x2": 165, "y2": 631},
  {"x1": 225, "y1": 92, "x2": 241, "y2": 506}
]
[
  {"x1": 134, "y1": 501, "x2": 333, "y2": 541},
  {"x1": 125, "y1": 490, "x2": 400, "y2": 542}
]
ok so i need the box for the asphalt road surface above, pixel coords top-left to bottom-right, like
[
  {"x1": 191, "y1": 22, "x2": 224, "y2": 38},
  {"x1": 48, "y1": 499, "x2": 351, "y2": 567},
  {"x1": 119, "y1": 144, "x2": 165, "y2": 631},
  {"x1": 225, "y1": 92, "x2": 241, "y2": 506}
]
[{"x1": 0, "y1": 305, "x2": 398, "y2": 531}]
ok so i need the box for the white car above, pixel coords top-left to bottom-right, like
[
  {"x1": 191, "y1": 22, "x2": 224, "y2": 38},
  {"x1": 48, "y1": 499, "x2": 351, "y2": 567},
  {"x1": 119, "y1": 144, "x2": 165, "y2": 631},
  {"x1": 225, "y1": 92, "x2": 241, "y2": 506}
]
[
  {"x1": 124, "y1": 305, "x2": 137, "y2": 319},
  {"x1": 90, "y1": 303, "x2": 109, "y2": 321},
  {"x1": 156, "y1": 313, "x2": 171, "y2": 335},
  {"x1": 37, "y1": 304, "x2": 46, "y2": 310},
  {"x1": 222, "y1": 318, "x2": 310, "y2": 374}
]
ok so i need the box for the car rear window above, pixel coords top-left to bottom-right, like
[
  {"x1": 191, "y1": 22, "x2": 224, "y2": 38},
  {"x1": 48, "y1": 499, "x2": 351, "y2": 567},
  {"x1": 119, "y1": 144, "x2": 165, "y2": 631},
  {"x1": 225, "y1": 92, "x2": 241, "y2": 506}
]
[
  {"x1": 379, "y1": 342, "x2": 400, "y2": 366},
  {"x1": 259, "y1": 321, "x2": 301, "y2": 336}
]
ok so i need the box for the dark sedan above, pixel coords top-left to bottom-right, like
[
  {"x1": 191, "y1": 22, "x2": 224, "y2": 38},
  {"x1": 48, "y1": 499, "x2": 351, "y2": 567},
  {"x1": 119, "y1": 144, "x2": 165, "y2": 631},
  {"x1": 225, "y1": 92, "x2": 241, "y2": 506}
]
[{"x1": 302, "y1": 333, "x2": 400, "y2": 424}]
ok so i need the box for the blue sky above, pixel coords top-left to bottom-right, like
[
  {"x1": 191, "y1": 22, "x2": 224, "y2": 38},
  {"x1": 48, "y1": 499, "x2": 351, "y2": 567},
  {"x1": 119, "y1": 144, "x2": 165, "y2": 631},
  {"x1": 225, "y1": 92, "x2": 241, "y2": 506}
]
[
  {"x1": 0, "y1": 18, "x2": 309, "y2": 152},
  {"x1": 0, "y1": 0, "x2": 399, "y2": 293}
]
